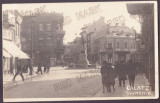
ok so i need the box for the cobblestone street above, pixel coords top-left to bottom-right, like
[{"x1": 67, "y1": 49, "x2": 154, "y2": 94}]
[{"x1": 3, "y1": 67, "x2": 154, "y2": 99}]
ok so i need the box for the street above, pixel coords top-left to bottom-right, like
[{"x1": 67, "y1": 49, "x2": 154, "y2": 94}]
[{"x1": 3, "y1": 67, "x2": 154, "y2": 98}]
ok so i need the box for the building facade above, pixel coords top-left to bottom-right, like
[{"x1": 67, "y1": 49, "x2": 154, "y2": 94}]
[
  {"x1": 2, "y1": 10, "x2": 29, "y2": 74},
  {"x1": 64, "y1": 37, "x2": 82, "y2": 64},
  {"x1": 127, "y1": 3, "x2": 155, "y2": 91},
  {"x1": 21, "y1": 13, "x2": 65, "y2": 66},
  {"x1": 80, "y1": 17, "x2": 137, "y2": 65}
]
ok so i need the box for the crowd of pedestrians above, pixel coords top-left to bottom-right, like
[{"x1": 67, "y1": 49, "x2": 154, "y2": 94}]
[
  {"x1": 12, "y1": 59, "x2": 50, "y2": 82},
  {"x1": 100, "y1": 59, "x2": 138, "y2": 93}
]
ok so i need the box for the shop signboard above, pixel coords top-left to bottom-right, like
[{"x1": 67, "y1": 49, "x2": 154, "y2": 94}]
[{"x1": 2, "y1": 29, "x2": 13, "y2": 40}]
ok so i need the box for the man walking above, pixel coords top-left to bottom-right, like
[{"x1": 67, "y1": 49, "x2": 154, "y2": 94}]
[
  {"x1": 108, "y1": 63, "x2": 116, "y2": 92},
  {"x1": 126, "y1": 59, "x2": 136, "y2": 87},
  {"x1": 12, "y1": 60, "x2": 24, "y2": 81},
  {"x1": 36, "y1": 63, "x2": 43, "y2": 75},
  {"x1": 117, "y1": 60, "x2": 127, "y2": 87}
]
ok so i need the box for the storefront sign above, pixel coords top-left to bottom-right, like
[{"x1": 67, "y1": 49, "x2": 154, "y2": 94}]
[{"x1": 3, "y1": 29, "x2": 13, "y2": 40}]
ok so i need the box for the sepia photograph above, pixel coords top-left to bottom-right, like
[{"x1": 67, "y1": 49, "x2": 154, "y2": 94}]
[{"x1": 2, "y1": 1, "x2": 159, "y2": 102}]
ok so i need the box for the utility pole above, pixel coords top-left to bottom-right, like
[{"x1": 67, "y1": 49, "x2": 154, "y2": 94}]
[{"x1": 29, "y1": 11, "x2": 36, "y2": 75}]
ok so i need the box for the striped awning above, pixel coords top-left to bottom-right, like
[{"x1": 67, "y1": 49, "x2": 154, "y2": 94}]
[
  {"x1": 3, "y1": 40, "x2": 29, "y2": 59},
  {"x1": 3, "y1": 49, "x2": 11, "y2": 58}
]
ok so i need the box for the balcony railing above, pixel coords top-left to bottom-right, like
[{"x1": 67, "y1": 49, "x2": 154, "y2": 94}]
[{"x1": 106, "y1": 47, "x2": 113, "y2": 51}]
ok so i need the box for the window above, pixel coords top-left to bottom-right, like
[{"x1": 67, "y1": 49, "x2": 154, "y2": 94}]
[
  {"x1": 116, "y1": 42, "x2": 120, "y2": 48},
  {"x1": 133, "y1": 43, "x2": 136, "y2": 48},
  {"x1": 121, "y1": 30, "x2": 124, "y2": 35},
  {"x1": 125, "y1": 42, "x2": 127, "y2": 48},
  {"x1": 47, "y1": 24, "x2": 51, "y2": 31},
  {"x1": 108, "y1": 42, "x2": 112, "y2": 49},
  {"x1": 132, "y1": 43, "x2": 136, "y2": 49},
  {"x1": 39, "y1": 38, "x2": 43, "y2": 40},
  {"x1": 47, "y1": 40, "x2": 52, "y2": 46},
  {"x1": 39, "y1": 24, "x2": 43, "y2": 31}
]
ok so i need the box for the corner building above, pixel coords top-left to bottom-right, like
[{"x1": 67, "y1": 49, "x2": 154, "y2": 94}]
[{"x1": 21, "y1": 13, "x2": 65, "y2": 66}]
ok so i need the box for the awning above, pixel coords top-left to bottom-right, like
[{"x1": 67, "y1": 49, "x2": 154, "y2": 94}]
[
  {"x1": 3, "y1": 49, "x2": 11, "y2": 58},
  {"x1": 3, "y1": 40, "x2": 29, "y2": 59}
]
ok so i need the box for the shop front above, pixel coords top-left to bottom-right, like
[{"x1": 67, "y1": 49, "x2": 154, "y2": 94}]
[{"x1": 3, "y1": 40, "x2": 29, "y2": 74}]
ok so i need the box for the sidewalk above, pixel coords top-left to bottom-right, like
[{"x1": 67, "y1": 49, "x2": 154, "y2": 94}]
[
  {"x1": 3, "y1": 67, "x2": 39, "y2": 85},
  {"x1": 94, "y1": 74, "x2": 154, "y2": 97}
]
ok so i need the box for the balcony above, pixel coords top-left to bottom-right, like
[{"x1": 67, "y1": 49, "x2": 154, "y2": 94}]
[
  {"x1": 56, "y1": 30, "x2": 65, "y2": 35},
  {"x1": 106, "y1": 47, "x2": 113, "y2": 52}
]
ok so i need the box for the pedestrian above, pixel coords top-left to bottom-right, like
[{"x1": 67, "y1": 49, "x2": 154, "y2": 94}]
[
  {"x1": 36, "y1": 63, "x2": 43, "y2": 75},
  {"x1": 100, "y1": 61, "x2": 108, "y2": 93},
  {"x1": 12, "y1": 60, "x2": 24, "y2": 81},
  {"x1": 29, "y1": 64, "x2": 33, "y2": 75},
  {"x1": 96, "y1": 61, "x2": 99, "y2": 69},
  {"x1": 46, "y1": 63, "x2": 50, "y2": 73},
  {"x1": 101, "y1": 61, "x2": 110, "y2": 93},
  {"x1": 108, "y1": 63, "x2": 116, "y2": 92},
  {"x1": 126, "y1": 59, "x2": 136, "y2": 87},
  {"x1": 44, "y1": 64, "x2": 47, "y2": 73},
  {"x1": 117, "y1": 60, "x2": 127, "y2": 87}
]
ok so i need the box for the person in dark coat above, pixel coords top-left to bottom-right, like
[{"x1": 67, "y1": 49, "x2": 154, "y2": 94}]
[
  {"x1": 29, "y1": 65, "x2": 33, "y2": 75},
  {"x1": 46, "y1": 63, "x2": 50, "y2": 73},
  {"x1": 12, "y1": 60, "x2": 24, "y2": 81},
  {"x1": 126, "y1": 59, "x2": 136, "y2": 87},
  {"x1": 108, "y1": 63, "x2": 116, "y2": 92},
  {"x1": 36, "y1": 63, "x2": 43, "y2": 75},
  {"x1": 44, "y1": 64, "x2": 47, "y2": 73},
  {"x1": 100, "y1": 61, "x2": 108, "y2": 93},
  {"x1": 117, "y1": 60, "x2": 127, "y2": 87}
]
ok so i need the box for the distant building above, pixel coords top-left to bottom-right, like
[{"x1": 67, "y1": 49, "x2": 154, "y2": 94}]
[
  {"x1": 104, "y1": 33, "x2": 136, "y2": 64},
  {"x1": 21, "y1": 13, "x2": 65, "y2": 66},
  {"x1": 80, "y1": 17, "x2": 137, "y2": 65},
  {"x1": 64, "y1": 37, "x2": 82, "y2": 64}
]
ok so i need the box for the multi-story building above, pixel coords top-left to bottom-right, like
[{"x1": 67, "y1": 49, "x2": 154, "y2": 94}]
[
  {"x1": 64, "y1": 37, "x2": 82, "y2": 64},
  {"x1": 21, "y1": 13, "x2": 65, "y2": 66},
  {"x1": 103, "y1": 33, "x2": 136, "y2": 64},
  {"x1": 102, "y1": 23, "x2": 137, "y2": 64},
  {"x1": 80, "y1": 17, "x2": 106, "y2": 64},
  {"x1": 80, "y1": 17, "x2": 137, "y2": 65},
  {"x1": 2, "y1": 10, "x2": 29, "y2": 74},
  {"x1": 127, "y1": 3, "x2": 155, "y2": 91}
]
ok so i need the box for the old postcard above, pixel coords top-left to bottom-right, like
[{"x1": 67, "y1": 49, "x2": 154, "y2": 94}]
[{"x1": 2, "y1": 1, "x2": 158, "y2": 102}]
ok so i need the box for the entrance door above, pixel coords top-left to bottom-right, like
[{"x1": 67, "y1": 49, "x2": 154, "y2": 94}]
[
  {"x1": 108, "y1": 54, "x2": 112, "y2": 63},
  {"x1": 118, "y1": 53, "x2": 126, "y2": 62}
]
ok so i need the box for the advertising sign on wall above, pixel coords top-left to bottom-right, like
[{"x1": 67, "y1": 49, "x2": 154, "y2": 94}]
[{"x1": 3, "y1": 29, "x2": 13, "y2": 40}]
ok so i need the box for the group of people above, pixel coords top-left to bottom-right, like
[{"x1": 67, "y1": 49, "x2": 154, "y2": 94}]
[
  {"x1": 36, "y1": 63, "x2": 50, "y2": 75},
  {"x1": 12, "y1": 60, "x2": 50, "y2": 82},
  {"x1": 100, "y1": 59, "x2": 137, "y2": 93}
]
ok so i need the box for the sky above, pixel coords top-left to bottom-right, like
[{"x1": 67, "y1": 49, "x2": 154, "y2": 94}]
[{"x1": 2, "y1": 2, "x2": 141, "y2": 44}]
